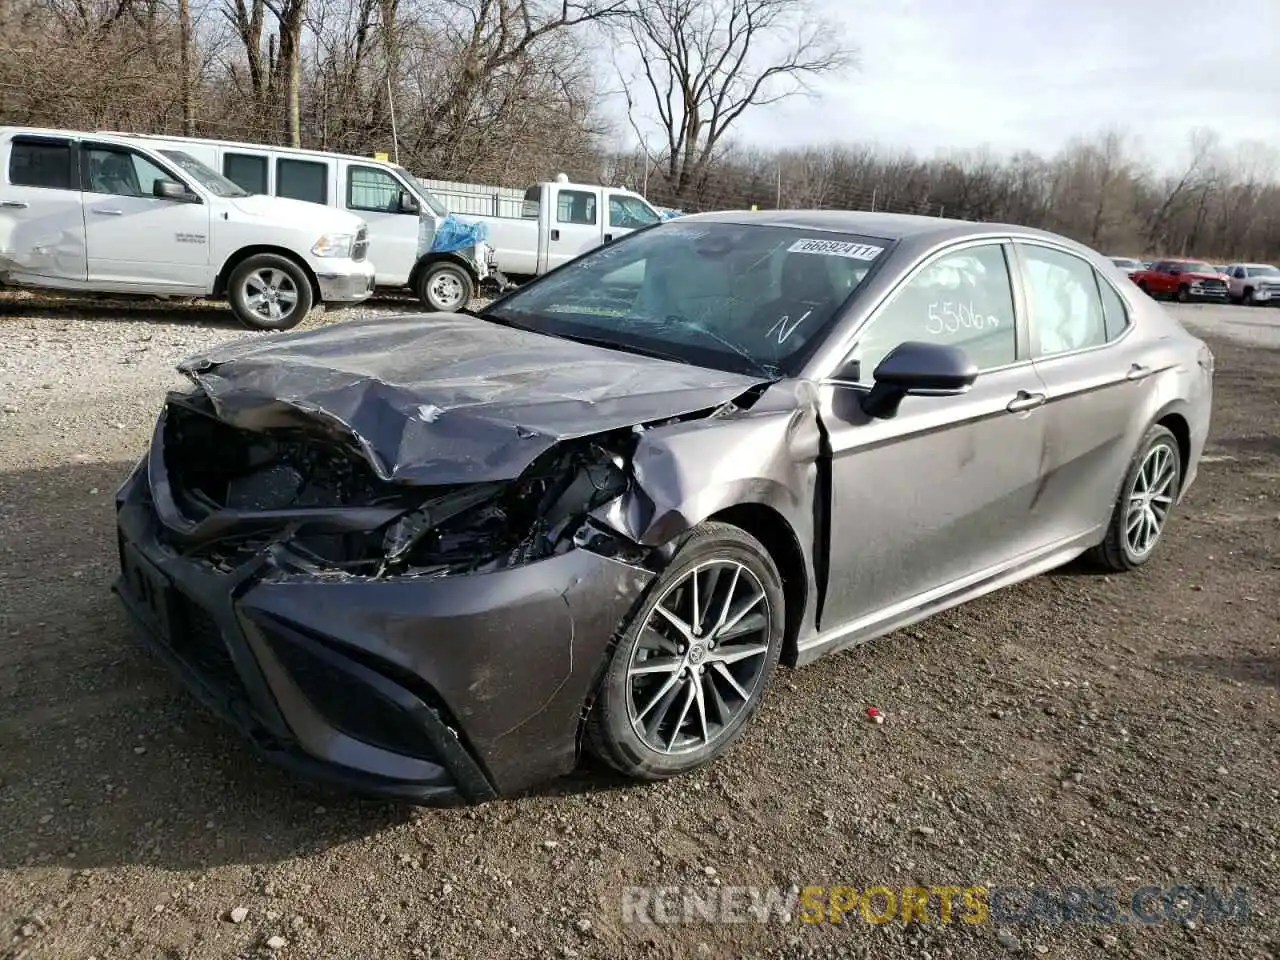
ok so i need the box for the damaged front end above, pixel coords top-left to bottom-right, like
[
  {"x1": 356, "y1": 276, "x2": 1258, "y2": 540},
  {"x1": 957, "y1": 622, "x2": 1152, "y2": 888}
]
[
  {"x1": 156, "y1": 389, "x2": 657, "y2": 578},
  {"x1": 113, "y1": 387, "x2": 675, "y2": 803}
]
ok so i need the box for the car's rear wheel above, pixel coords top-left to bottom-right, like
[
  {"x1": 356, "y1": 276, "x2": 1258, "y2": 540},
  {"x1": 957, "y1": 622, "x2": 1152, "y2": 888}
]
[
  {"x1": 1090, "y1": 424, "x2": 1182, "y2": 572},
  {"x1": 585, "y1": 522, "x2": 785, "y2": 781}
]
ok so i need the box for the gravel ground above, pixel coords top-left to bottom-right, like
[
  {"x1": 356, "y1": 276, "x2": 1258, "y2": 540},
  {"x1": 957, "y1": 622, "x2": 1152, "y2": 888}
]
[{"x1": 0, "y1": 291, "x2": 1277, "y2": 960}]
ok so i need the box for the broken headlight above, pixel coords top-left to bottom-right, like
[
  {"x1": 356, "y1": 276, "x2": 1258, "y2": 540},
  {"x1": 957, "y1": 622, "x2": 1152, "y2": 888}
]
[{"x1": 377, "y1": 441, "x2": 629, "y2": 576}]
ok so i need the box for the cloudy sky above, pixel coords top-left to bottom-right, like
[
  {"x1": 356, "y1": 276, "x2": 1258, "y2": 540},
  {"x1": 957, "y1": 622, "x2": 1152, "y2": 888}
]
[{"x1": 618, "y1": 0, "x2": 1280, "y2": 169}]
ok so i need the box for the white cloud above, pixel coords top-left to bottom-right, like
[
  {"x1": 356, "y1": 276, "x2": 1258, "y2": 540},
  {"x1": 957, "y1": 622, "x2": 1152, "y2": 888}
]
[{"x1": 604, "y1": 0, "x2": 1280, "y2": 169}]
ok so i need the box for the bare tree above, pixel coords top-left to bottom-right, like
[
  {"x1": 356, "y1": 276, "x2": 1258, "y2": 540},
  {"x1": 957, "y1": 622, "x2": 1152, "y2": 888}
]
[
  {"x1": 618, "y1": 0, "x2": 854, "y2": 204},
  {"x1": 177, "y1": 0, "x2": 196, "y2": 134}
]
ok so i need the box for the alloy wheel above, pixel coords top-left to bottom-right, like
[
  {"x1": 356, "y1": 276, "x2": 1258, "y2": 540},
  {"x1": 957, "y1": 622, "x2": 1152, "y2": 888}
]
[
  {"x1": 1126, "y1": 442, "x2": 1177, "y2": 558},
  {"x1": 242, "y1": 268, "x2": 299, "y2": 324},
  {"x1": 625, "y1": 560, "x2": 773, "y2": 755}
]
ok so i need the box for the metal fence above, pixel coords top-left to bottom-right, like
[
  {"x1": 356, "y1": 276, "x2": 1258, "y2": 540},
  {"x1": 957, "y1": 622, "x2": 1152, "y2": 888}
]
[{"x1": 419, "y1": 178, "x2": 526, "y2": 218}]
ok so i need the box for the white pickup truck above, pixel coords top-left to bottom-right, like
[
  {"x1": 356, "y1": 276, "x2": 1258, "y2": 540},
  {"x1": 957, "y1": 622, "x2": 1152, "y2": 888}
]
[
  {"x1": 462, "y1": 176, "x2": 663, "y2": 278},
  {"x1": 112, "y1": 133, "x2": 499, "y2": 312},
  {"x1": 1224, "y1": 262, "x2": 1280, "y2": 305},
  {"x1": 0, "y1": 127, "x2": 375, "y2": 330}
]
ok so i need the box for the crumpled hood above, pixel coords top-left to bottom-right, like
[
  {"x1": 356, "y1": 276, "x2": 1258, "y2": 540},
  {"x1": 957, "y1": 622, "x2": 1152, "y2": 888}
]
[{"x1": 178, "y1": 314, "x2": 768, "y2": 485}]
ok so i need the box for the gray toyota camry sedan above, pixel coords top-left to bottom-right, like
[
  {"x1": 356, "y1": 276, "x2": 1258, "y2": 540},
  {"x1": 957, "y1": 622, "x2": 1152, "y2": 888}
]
[{"x1": 114, "y1": 211, "x2": 1214, "y2": 804}]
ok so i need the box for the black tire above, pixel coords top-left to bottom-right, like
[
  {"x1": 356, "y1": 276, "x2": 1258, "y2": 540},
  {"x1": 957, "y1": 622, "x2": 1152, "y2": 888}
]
[
  {"x1": 1089, "y1": 424, "x2": 1182, "y2": 572},
  {"x1": 1176, "y1": 284, "x2": 1190, "y2": 303},
  {"x1": 416, "y1": 261, "x2": 474, "y2": 312},
  {"x1": 1242, "y1": 286, "x2": 1255, "y2": 306},
  {"x1": 584, "y1": 522, "x2": 785, "y2": 781},
  {"x1": 226, "y1": 253, "x2": 313, "y2": 331}
]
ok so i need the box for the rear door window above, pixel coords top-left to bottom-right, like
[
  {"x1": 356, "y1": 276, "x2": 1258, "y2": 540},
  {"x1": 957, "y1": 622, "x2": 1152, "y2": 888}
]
[
  {"x1": 223, "y1": 153, "x2": 268, "y2": 194},
  {"x1": 8, "y1": 137, "x2": 74, "y2": 190},
  {"x1": 1017, "y1": 244, "x2": 1109, "y2": 357},
  {"x1": 1095, "y1": 274, "x2": 1131, "y2": 341},
  {"x1": 276, "y1": 158, "x2": 328, "y2": 205}
]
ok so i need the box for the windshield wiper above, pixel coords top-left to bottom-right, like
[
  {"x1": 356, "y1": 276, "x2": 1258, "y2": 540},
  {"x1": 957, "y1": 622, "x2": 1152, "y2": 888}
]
[
  {"x1": 465, "y1": 307, "x2": 541, "y2": 333},
  {"x1": 554, "y1": 332, "x2": 694, "y2": 366}
]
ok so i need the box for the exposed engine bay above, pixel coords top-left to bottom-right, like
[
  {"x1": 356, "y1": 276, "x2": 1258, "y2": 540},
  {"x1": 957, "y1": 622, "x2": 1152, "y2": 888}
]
[{"x1": 159, "y1": 391, "x2": 651, "y2": 578}]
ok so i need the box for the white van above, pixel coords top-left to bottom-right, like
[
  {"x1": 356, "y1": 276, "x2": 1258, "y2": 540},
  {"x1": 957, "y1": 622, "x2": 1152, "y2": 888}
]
[
  {"x1": 0, "y1": 126, "x2": 375, "y2": 330},
  {"x1": 108, "y1": 133, "x2": 499, "y2": 312}
]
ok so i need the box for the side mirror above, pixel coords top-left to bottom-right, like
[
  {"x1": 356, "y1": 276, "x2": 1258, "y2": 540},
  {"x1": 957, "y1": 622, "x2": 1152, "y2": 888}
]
[
  {"x1": 399, "y1": 191, "x2": 420, "y2": 214},
  {"x1": 860, "y1": 341, "x2": 978, "y2": 419},
  {"x1": 154, "y1": 179, "x2": 197, "y2": 202}
]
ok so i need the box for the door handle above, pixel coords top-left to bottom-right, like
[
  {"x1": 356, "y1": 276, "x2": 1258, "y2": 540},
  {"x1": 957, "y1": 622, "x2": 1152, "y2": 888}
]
[
  {"x1": 92, "y1": 208, "x2": 124, "y2": 216},
  {"x1": 1006, "y1": 390, "x2": 1046, "y2": 413},
  {"x1": 550, "y1": 228, "x2": 560, "y2": 241},
  {"x1": 1126, "y1": 363, "x2": 1153, "y2": 381},
  {"x1": 0, "y1": 200, "x2": 28, "y2": 209}
]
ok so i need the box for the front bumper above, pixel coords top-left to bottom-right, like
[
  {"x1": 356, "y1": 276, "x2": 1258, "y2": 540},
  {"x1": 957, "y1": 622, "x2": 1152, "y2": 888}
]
[
  {"x1": 1187, "y1": 285, "x2": 1228, "y2": 301},
  {"x1": 113, "y1": 460, "x2": 652, "y2": 804},
  {"x1": 315, "y1": 260, "x2": 377, "y2": 305}
]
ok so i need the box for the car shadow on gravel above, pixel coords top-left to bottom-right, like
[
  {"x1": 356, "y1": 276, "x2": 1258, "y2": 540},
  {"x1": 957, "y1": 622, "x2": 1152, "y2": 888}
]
[
  {"x1": 1212, "y1": 434, "x2": 1280, "y2": 457},
  {"x1": 0, "y1": 458, "x2": 648, "y2": 875},
  {"x1": 1165, "y1": 653, "x2": 1280, "y2": 689},
  {"x1": 0, "y1": 460, "x2": 422, "y2": 873}
]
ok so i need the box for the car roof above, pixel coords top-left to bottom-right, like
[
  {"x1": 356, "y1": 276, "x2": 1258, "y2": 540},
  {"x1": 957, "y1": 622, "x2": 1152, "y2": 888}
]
[
  {"x1": 0, "y1": 125, "x2": 139, "y2": 146},
  {"x1": 0, "y1": 125, "x2": 395, "y2": 168},
  {"x1": 676, "y1": 209, "x2": 1093, "y2": 253},
  {"x1": 103, "y1": 131, "x2": 387, "y2": 166}
]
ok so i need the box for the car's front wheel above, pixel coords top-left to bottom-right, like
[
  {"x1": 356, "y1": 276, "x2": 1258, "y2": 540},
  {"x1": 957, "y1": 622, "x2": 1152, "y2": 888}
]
[
  {"x1": 227, "y1": 254, "x2": 314, "y2": 331},
  {"x1": 585, "y1": 522, "x2": 785, "y2": 781},
  {"x1": 1090, "y1": 424, "x2": 1182, "y2": 572},
  {"x1": 417, "y1": 261, "x2": 474, "y2": 312}
]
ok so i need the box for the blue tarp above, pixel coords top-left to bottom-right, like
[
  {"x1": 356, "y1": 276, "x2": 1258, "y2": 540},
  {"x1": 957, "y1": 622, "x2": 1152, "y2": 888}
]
[{"x1": 430, "y1": 214, "x2": 489, "y2": 253}]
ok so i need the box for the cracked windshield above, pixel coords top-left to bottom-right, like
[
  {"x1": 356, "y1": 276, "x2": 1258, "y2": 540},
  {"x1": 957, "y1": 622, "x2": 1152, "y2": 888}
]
[{"x1": 485, "y1": 222, "x2": 888, "y2": 377}]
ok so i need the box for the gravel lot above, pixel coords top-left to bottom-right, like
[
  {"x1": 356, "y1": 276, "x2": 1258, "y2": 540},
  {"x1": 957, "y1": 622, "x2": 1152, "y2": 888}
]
[{"x1": 0, "y1": 291, "x2": 1277, "y2": 960}]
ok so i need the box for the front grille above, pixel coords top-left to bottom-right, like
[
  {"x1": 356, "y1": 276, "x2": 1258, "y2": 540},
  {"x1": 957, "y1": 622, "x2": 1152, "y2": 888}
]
[
  {"x1": 263, "y1": 629, "x2": 439, "y2": 760},
  {"x1": 352, "y1": 226, "x2": 369, "y2": 262},
  {"x1": 1200, "y1": 278, "x2": 1226, "y2": 289}
]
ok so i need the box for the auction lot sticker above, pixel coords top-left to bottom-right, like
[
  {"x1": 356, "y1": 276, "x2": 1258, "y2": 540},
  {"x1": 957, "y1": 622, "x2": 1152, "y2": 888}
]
[{"x1": 788, "y1": 239, "x2": 884, "y2": 260}]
